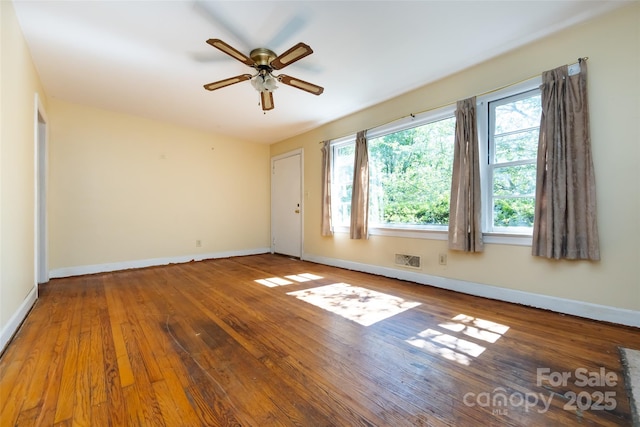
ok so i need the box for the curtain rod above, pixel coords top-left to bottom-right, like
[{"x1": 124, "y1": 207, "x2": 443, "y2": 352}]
[{"x1": 319, "y1": 57, "x2": 588, "y2": 144}]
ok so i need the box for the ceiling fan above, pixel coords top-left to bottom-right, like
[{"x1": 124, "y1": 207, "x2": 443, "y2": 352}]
[{"x1": 203, "y1": 38, "x2": 324, "y2": 111}]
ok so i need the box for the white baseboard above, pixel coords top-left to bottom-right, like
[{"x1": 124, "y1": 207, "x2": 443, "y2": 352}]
[
  {"x1": 1, "y1": 285, "x2": 38, "y2": 354},
  {"x1": 303, "y1": 254, "x2": 640, "y2": 328},
  {"x1": 49, "y1": 247, "x2": 271, "y2": 279}
]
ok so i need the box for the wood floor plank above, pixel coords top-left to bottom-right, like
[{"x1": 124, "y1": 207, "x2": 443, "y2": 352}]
[
  {"x1": 0, "y1": 291, "x2": 62, "y2": 419},
  {"x1": 120, "y1": 321, "x2": 165, "y2": 426},
  {"x1": 153, "y1": 354, "x2": 201, "y2": 421},
  {"x1": 14, "y1": 404, "x2": 41, "y2": 426},
  {"x1": 52, "y1": 295, "x2": 82, "y2": 425},
  {"x1": 31, "y1": 298, "x2": 77, "y2": 426},
  {"x1": 72, "y1": 331, "x2": 92, "y2": 426},
  {"x1": 0, "y1": 359, "x2": 32, "y2": 426},
  {"x1": 1, "y1": 254, "x2": 639, "y2": 426},
  {"x1": 90, "y1": 400, "x2": 110, "y2": 426},
  {"x1": 151, "y1": 379, "x2": 190, "y2": 426},
  {"x1": 122, "y1": 383, "x2": 145, "y2": 426},
  {"x1": 89, "y1": 307, "x2": 107, "y2": 407},
  {"x1": 96, "y1": 279, "x2": 128, "y2": 426},
  {"x1": 103, "y1": 280, "x2": 135, "y2": 388}
]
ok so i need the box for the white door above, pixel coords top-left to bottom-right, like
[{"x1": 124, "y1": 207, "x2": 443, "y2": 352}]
[{"x1": 271, "y1": 151, "x2": 302, "y2": 257}]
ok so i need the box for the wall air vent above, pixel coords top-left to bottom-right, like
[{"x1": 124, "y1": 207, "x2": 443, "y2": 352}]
[{"x1": 395, "y1": 253, "x2": 421, "y2": 269}]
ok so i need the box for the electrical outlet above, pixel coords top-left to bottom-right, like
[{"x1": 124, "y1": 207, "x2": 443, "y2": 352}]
[
  {"x1": 196, "y1": 240, "x2": 202, "y2": 247},
  {"x1": 438, "y1": 253, "x2": 447, "y2": 265}
]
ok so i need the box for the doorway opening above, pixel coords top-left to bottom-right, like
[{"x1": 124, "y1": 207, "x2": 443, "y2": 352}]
[{"x1": 35, "y1": 94, "x2": 48, "y2": 284}]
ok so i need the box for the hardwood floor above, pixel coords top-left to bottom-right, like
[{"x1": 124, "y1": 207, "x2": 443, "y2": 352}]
[{"x1": 1, "y1": 254, "x2": 638, "y2": 426}]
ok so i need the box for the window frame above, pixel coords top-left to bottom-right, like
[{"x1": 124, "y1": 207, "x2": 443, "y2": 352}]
[
  {"x1": 330, "y1": 105, "x2": 456, "y2": 238},
  {"x1": 330, "y1": 135, "x2": 357, "y2": 233},
  {"x1": 477, "y1": 76, "x2": 542, "y2": 246},
  {"x1": 368, "y1": 105, "x2": 456, "y2": 238}
]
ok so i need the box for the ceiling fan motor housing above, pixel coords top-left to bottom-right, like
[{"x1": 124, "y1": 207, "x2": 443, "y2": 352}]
[{"x1": 250, "y1": 48, "x2": 277, "y2": 69}]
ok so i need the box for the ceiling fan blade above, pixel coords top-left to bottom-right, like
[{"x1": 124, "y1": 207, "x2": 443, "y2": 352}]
[
  {"x1": 203, "y1": 74, "x2": 252, "y2": 91},
  {"x1": 267, "y1": 11, "x2": 310, "y2": 49},
  {"x1": 270, "y1": 43, "x2": 313, "y2": 70},
  {"x1": 191, "y1": 52, "x2": 228, "y2": 63},
  {"x1": 261, "y1": 91, "x2": 275, "y2": 111},
  {"x1": 206, "y1": 39, "x2": 255, "y2": 67},
  {"x1": 193, "y1": 2, "x2": 253, "y2": 49},
  {"x1": 278, "y1": 74, "x2": 324, "y2": 95}
]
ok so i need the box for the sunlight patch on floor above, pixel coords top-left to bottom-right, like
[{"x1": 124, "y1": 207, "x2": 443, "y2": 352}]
[
  {"x1": 254, "y1": 273, "x2": 323, "y2": 288},
  {"x1": 255, "y1": 277, "x2": 294, "y2": 287},
  {"x1": 285, "y1": 273, "x2": 324, "y2": 282},
  {"x1": 406, "y1": 314, "x2": 510, "y2": 365},
  {"x1": 254, "y1": 273, "x2": 323, "y2": 287},
  {"x1": 438, "y1": 314, "x2": 509, "y2": 344},
  {"x1": 287, "y1": 283, "x2": 421, "y2": 326}
]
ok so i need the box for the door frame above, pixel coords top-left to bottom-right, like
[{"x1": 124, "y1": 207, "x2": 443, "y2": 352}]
[
  {"x1": 34, "y1": 93, "x2": 49, "y2": 285},
  {"x1": 270, "y1": 148, "x2": 304, "y2": 258}
]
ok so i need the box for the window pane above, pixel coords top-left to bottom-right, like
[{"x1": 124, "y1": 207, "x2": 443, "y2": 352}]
[
  {"x1": 494, "y1": 94, "x2": 541, "y2": 135},
  {"x1": 487, "y1": 87, "x2": 541, "y2": 233},
  {"x1": 369, "y1": 116, "x2": 455, "y2": 226},
  {"x1": 493, "y1": 164, "x2": 536, "y2": 197},
  {"x1": 493, "y1": 197, "x2": 535, "y2": 228},
  {"x1": 331, "y1": 143, "x2": 354, "y2": 226},
  {"x1": 494, "y1": 130, "x2": 539, "y2": 163}
]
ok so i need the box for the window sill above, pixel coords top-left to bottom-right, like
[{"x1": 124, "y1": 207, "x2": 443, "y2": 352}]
[
  {"x1": 331, "y1": 226, "x2": 532, "y2": 246},
  {"x1": 369, "y1": 226, "x2": 448, "y2": 240},
  {"x1": 483, "y1": 233, "x2": 532, "y2": 246},
  {"x1": 332, "y1": 225, "x2": 448, "y2": 240}
]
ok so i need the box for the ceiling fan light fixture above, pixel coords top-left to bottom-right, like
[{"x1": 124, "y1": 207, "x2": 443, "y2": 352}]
[
  {"x1": 251, "y1": 72, "x2": 278, "y2": 92},
  {"x1": 251, "y1": 76, "x2": 263, "y2": 91},
  {"x1": 264, "y1": 75, "x2": 278, "y2": 91}
]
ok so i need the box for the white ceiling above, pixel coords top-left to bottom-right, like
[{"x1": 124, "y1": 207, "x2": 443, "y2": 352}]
[{"x1": 13, "y1": 0, "x2": 627, "y2": 144}]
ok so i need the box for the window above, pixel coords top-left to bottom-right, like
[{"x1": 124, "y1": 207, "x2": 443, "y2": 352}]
[
  {"x1": 331, "y1": 138, "x2": 355, "y2": 227},
  {"x1": 368, "y1": 110, "x2": 455, "y2": 229},
  {"x1": 330, "y1": 107, "x2": 455, "y2": 233},
  {"x1": 479, "y1": 80, "x2": 542, "y2": 235}
]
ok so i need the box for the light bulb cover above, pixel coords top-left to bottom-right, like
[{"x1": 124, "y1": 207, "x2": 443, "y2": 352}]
[
  {"x1": 264, "y1": 75, "x2": 278, "y2": 91},
  {"x1": 252, "y1": 72, "x2": 278, "y2": 92}
]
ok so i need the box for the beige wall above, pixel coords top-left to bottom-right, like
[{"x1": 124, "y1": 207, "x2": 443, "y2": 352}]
[
  {"x1": 0, "y1": 1, "x2": 46, "y2": 330},
  {"x1": 271, "y1": 3, "x2": 640, "y2": 313},
  {"x1": 48, "y1": 99, "x2": 271, "y2": 270}
]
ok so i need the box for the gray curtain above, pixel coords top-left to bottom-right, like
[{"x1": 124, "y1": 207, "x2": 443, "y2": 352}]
[
  {"x1": 449, "y1": 97, "x2": 483, "y2": 252},
  {"x1": 350, "y1": 131, "x2": 369, "y2": 239},
  {"x1": 320, "y1": 140, "x2": 333, "y2": 236},
  {"x1": 532, "y1": 59, "x2": 600, "y2": 260}
]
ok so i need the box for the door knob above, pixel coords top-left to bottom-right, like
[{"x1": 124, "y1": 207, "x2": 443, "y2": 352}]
[{"x1": 295, "y1": 209, "x2": 300, "y2": 213}]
